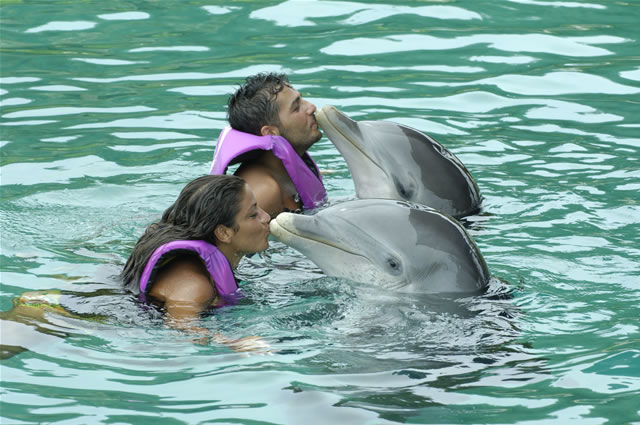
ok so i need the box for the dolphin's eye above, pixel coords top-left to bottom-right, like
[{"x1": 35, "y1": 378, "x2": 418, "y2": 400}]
[
  {"x1": 394, "y1": 178, "x2": 415, "y2": 200},
  {"x1": 386, "y1": 258, "x2": 402, "y2": 274}
]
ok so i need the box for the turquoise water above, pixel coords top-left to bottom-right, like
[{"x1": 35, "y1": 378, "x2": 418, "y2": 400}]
[{"x1": 1, "y1": 0, "x2": 639, "y2": 424}]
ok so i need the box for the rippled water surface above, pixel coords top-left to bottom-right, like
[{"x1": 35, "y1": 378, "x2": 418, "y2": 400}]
[{"x1": 1, "y1": 1, "x2": 639, "y2": 424}]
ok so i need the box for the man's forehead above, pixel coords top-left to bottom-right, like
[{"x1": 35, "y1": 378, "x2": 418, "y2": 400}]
[{"x1": 276, "y1": 85, "x2": 299, "y2": 106}]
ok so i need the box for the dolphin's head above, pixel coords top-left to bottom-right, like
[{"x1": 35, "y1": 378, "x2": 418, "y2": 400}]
[
  {"x1": 316, "y1": 105, "x2": 481, "y2": 218},
  {"x1": 269, "y1": 199, "x2": 489, "y2": 294}
]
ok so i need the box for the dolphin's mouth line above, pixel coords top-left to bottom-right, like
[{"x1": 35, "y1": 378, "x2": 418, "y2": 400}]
[
  {"x1": 318, "y1": 108, "x2": 390, "y2": 180},
  {"x1": 271, "y1": 219, "x2": 367, "y2": 260}
]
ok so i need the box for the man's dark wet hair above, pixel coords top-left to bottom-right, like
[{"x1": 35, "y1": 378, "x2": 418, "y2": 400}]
[{"x1": 227, "y1": 72, "x2": 290, "y2": 136}]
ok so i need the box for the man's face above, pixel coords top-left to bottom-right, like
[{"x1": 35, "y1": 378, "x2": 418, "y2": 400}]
[{"x1": 273, "y1": 85, "x2": 322, "y2": 154}]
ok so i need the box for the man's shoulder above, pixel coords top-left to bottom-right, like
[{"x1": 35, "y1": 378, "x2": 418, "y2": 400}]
[
  {"x1": 236, "y1": 165, "x2": 282, "y2": 196},
  {"x1": 235, "y1": 163, "x2": 276, "y2": 183},
  {"x1": 235, "y1": 166, "x2": 284, "y2": 217}
]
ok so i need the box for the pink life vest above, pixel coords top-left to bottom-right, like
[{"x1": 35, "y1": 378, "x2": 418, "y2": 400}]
[
  {"x1": 139, "y1": 240, "x2": 237, "y2": 297},
  {"x1": 209, "y1": 126, "x2": 327, "y2": 209}
]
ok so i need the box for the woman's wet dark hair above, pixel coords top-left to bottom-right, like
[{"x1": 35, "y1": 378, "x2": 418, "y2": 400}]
[
  {"x1": 227, "y1": 72, "x2": 290, "y2": 136},
  {"x1": 121, "y1": 174, "x2": 246, "y2": 291}
]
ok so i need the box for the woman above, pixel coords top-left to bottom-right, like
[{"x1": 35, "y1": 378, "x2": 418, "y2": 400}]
[
  {"x1": 1, "y1": 176, "x2": 270, "y2": 358},
  {"x1": 121, "y1": 174, "x2": 270, "y2": 329}
]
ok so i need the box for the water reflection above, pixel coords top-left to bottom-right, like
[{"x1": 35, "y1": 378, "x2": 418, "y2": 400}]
[
  {"x1": 29, "y1": 85, "x2": 87, "y2": 92},
  {"x1": 110, "y1": 131, "x2": 200, "y2": 140},
  {"x1": 620, "y1": 68, "x2": 640, "y2": 81},
  {"x1": 97, "y1": 12, "x2": 150, "y2": 21},
  {"x1": 64, "y1": 111, "x2": 225, "y2": 130},
  {"x1": 0, "y1": 98, "x2": 32, "y2": 107},
  {"x1": 202, "y1": 6, "x2": 240, "y2": 15},
  {"x1": 251, "y1": 1, "x2": 480, "y2": 27},
  {"x1": 72, "y1": 64, "x2": 286, "y2": 83},
  {"x1": 25, "y1": 21, "x2": 97, "y2": 33},
  {"x1": 512, "y1": 124, "x2": 640, "y2": 147},
  {"x1": 506, "y1": 0, "x2": 606, "y2": 9},
  {"x1": 296, "y1": 64, "x2": 484, "y2": 74},
  {"x1": 72, "y1": 58, "x2": 147, "y2": 65},
  {"x1": 168, "y1": 85, "x2": 237, "y2": 96},
  {"x1": 3, "y1": 106, "x2": 154, "y2": 119},
  {"x1": 129, "y1": 46, "x2": 210, "y2": 52},
  {"x1": 321, "y1": 34, "x2": 626, "y2": 56},
  {"x1": 313, "y1": 92, "x2": 619, "y2": 124},
  {"x1": 0, "y1": 77, "x2": 41, "y2": 84},
  {"x1": 415, "y1": 71, "x2": 640, "y2": 95},
  {"x1": 1, "y1": 155, "x2": 165, "y2": 185}
]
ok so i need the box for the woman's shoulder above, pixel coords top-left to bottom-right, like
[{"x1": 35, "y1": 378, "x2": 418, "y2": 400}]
[{"x1": 149, "y1": 256, "x2": 216, "y2": 305}]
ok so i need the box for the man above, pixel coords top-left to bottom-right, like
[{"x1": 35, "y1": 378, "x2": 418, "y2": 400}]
[{"x1": 210, "y1": 73, "x2": 327, "y2": 218}]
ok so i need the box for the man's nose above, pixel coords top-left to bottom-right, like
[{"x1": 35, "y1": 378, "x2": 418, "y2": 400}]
[{"x1": 304, "y1": 99, "x2": 316, "y2": 114}]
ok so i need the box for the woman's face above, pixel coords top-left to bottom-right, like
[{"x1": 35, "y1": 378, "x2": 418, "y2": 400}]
[{"x1": 229, "y1": 184, "x2": 271, "y2": 255}]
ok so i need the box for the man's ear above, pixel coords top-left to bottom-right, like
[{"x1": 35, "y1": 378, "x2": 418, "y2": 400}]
[
  {"x1": 214, "y1": 224, "x2": 234, "y2": 244},
  {"x1": 260, "y1": 125, "x2": 280, "y2": 137}
]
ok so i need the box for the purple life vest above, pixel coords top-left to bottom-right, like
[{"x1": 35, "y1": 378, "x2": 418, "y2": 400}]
[
  {"x1": 139, "y1": 240, "x2": 238, "y2": 297},
  {"x1": 209, "y1": 126, "x2": 327, "y2": 209}
]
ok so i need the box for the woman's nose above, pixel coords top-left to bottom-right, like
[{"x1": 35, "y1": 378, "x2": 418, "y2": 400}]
[{"x1": 258, "y1": 208, "x2": 270, "y2": 224}]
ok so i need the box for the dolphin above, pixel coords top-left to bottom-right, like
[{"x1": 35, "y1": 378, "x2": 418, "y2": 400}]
[
  {"x1": 316, "y1": 105, "x2": 482, "y2": 219},
  {"x1": 270, "y1": 199, "x2": 490, "y2": 294}
]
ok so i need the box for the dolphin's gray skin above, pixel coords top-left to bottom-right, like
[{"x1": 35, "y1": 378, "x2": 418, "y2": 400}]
[
  {"x1": 316, "y1": 105, "x2": 482, "y2": 219},
  {"x1": 270, "y1": 199, "x2": 490, "y2": 294}
]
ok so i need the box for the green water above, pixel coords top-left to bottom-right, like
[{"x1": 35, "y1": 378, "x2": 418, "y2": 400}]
[{"x1": 1, "y1": 1, "x2": 639, "y2": 424}]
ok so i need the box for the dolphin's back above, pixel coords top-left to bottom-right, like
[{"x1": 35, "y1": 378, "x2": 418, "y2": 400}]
[
  {"x1": 403, "y1": 125, "x2": 481, "y2": 216},
  {"x1": 370, "y1": 122, "x2": 482, "y2": 218},
  {"x1": 406, "y1": 205, "x2": 489, "y2": 293}
]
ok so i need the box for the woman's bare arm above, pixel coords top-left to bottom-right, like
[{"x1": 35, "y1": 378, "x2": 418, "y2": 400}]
[{"x1": 149, "y1": 257, "x2": 270, "y2": 352}]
